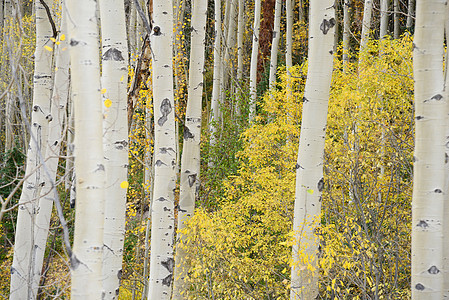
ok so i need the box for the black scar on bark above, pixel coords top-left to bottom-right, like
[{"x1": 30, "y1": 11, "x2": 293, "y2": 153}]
[
  {"x1": 155, "y1": 160, "x2": 167, "y2": 167},
  {"x1": 428, "y1": 266, "x2": 440, "y2": 274},
  {"x1": 302, "y1": 97, "x2": 309, "y2": 103},
  {"x1": 70, "y1": 39, "x2": 79, "y2": 46},
  {"x1": 317, "y1": 178, "x2": 324, "y2": 192},
  {"x1": 415, "y1": 116, "x2": 424, "y2": 121},
  {"x1": 162, "y1": 274, "x2": 172, "y2": 286},
  {"x1": 446, "y1": 153, "x2": 449, "y2": 164},
  {"x1": 184, "y1": 126, "x2": 195, "y2": 140},
  {"x1": 161, "y1": 257, "x2": 174, "y2": 273},
  {"x1": 320, "y1": 18, "x2": 336, "y2": 35},
  {"x1": 416, "y1": 220, "x2": 428, "y2": 228},
  {"x1": 103, "y1": 48, "x2": 125, "y2": 61},
  {"x1": 431, "y1": 94, "x2": 443, "y2": 101},
  {"x1": 434, "y1": 189, "x2": 442, "y2": 193},
  {"x1": 160, "y1": 147, "x2": 175, "y2": 154},
  {"x1": 415, "y1": 283, "x2": 425, "y2": 290},
  {"x1": 153, "y1": 26, "x2": 161, "y2": 36},
  {"x1": 156, "y1": 197, "x2": 168, "y2": 202},
  {"x1": 117, "y1": 269, "x2": 122, "y2": 280},
  {"x1": 115, "y1": 288, "x2": 120, "y2": 295},
  {"x1": 70, "y1": 254, "x2": 81, "y2": 270},
  {"x1": 188, "y1": 173, "x2": 197, "y2": 187},
  {"x1": 158, "y1": 98, "x2": 172, "y2": 126}
]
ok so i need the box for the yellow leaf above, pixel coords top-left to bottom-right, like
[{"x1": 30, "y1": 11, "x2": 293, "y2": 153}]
[
  {"x1": 56, "y1": 41, "x2": 60, "y2": 45},
  {"x1": 55, "y1": 67, "x2": 58, "y2": 72},
  {"x1": 307, "y1": 189, "x2": 314, "y2": 195},
  {"x1": 50, "y1": 37, "x2": 56, "y2": 43},
  {"x1": 104, "y1": 99, "x2": 112, "y2": 107},
  {"x1": 62, "y1": 47, "x2": 67, "y2": 51},
  {"x1": 120, "y1": 181, "x2": 129, "y2": 189},
  {"x1": 60, "y1": 34, "x2": 66, "y2": 41},
  {"x1": 101, "y1": 88, "x2": 107, "y2": 94},
  {"x1": 120, "y1": 75, "x2": 124, "y2": 82},
  {"x1": 44, "y1": 45, "x2": 53, "y2": 52}
]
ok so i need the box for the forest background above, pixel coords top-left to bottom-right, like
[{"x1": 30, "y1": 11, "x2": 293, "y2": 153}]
[{"x1": 0, "y1": 0, "x2": 428, "y2": 299}]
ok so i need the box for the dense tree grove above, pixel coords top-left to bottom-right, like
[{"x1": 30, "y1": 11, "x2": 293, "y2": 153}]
[{"x1": 0, "y1": 0, "x2": 447, "y2": 299}]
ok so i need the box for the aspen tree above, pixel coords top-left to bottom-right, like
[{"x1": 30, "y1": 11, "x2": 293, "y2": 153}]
[
  {"x1": 249, "y1": 0, "x2": 261, "y2": 122},
  {"x1": 237, "y1": 0, "x2": 244, "y2": 82},
  {"x1": 98, "y1": 0, "x2": 129, "y2": 298},
  {"x1": 412, "y1": 1, "x2": 446, "y2": 299},
  {"x1": 66, "y1": 0, "x2": 105, "y2": 297},
  {"x1": 172, "y1": 0, "x2": 208, "y2": 297},
  {"x1": 360, "y1": 0, "x2": 373, "y2": 53},
  {"x1": 444, "y1": 5, "x2": 449, "y2": 297},
  {"x1": 407, "y1": 0, "x2": 415, "y2": 30},
  {"x1": 10, "y1": 1, "x2": 53, "y2": 298},
  {"x1": 147, "y1": 0, "x2": 177, "y2": 298},
  {"x1": 268, "y1": 0, "x2": 282, "y2": 90},
  {"x1": 380, "y1": 0, "x2": 389, "y2": 38},
  {"x1": 32, "y1": 9, "x2": 70, "y2": 296},
  {"x1": 286, "y1": 0, "x2": 293, "y2": 74},
  {"x1": 393, "y1": 0, "x2": 399, "y2": 38},
  {"x1": 290, "y1": 1, "x2": 335, "y2": 299},
  {"x1": 342, "y1": 0, "x2": 350, "y2": 69},
  {"x1": 209, "y1": 0, "x2": 222, "y2": 147}
]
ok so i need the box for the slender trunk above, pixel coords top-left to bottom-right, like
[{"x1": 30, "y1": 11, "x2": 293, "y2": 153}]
[
  {"x1": 290, "y1": 1, "x2": 335, "y2": 299},
  {"x1": 223, "y1": 0, "x2": 237, "y2": 91},
  {"x1": 407, "y1": 0, "x2": 415, "y2": 30},
  {"x1": 209, "y1": 0, "x2": 222, "y2": 148},
  {"x1": 268, "y1": 0, "x2": 282, "y2": 90},
  {"x1": 412, "y1": 0, "x2": 446, "y2": 299},
  {"x1": 10, "y1": 1, "x2": 53, "y2": 298},
  {"x1": 360, "y1": 0, "x2": 373, "y2": 53},
  {"x1": 342, "y1": 0, "x2": 350, "y2": 69},
  {"x1": 249, "y1": 0, "x2": 261, "y2": 122},
  {"x1": 393, "y1": 0, "x2": 399, "y2": 38},
  {"x1": 99, "y1": 0, "x2": 129, "y2": 298},
  {"x1": 172, "y1": 0, "x2": 208, "y2": 297},
  {"x1": 236, "y1": 0, "x2": 244, "y2": 116},
  {"x1": 380, "y1": 0, "x2": 389, "y2": 38},
  {"x1": 32, "y1": 10, "x2": 70, "y2": 296},
  {"x1": 147, "y1": 0, "x2": 176, "y2": 298},
  {"x1": 66, "y1": 0, "x2": 105, "y2": 297},
  {"x1": 443, "y1": 4, "x2": 449, "y2": 298}
]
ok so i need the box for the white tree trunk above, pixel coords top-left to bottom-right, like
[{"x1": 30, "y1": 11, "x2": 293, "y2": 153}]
[
  {"x1": 290, "y1": 1, "x2": 335, "y2": 299},
  {"x1": 209, "y1": 0, "x2": 222, "y2": 148},
  {"x1": 393, "y1": 0, "x2": 399, "y2": 38},
  {"x1": 31, "y1": 9, "x2": 70, "y2": 296},
  {"x1": 249, "y1": 0, "x2": 261, "y2": 122},
  {"x1": 99, "y1": 0, "x2": 129, "y2": 298},
  {"x1": 444, "y1": 4, "x2": 449, "y2": 297},
  {"x1": 147, "y1": 0, "x2": 177, "y2": 298},
  {"x1": 235, "y1": 0, "x2": 244, "y2": 116},
  {"x1": 360, "y1": 0, "x2": 373, "y2": 53},
  {"x1": 412, "y1": 1, "x2": 446, "y2": 299},
  {"x1": 380, "y1": 0, "x2": 389, "y2": 38},
  {"x1": 286, "y1": 0, "x2": 293, "y2": 72},
  {"x1": 407, "y1": 0, "x2": 415, "y2": 30},
  {"x1": 172, "y1": 0, "x2": 208, "y2": 297},
  {"x1": 268, "y1": 0, "x2": 282, "y2": 90},
  {"x1": 10, "y1": 1, "x2": 53, "y2": 298},
  {"x1": 342, "y1": 0, "x2": 350, "y2": 69},
  {"x1": 66, "y1": 0, "x2": 105, "y2": 297}
]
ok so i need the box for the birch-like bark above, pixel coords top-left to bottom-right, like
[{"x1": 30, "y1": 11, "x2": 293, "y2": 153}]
[
  {"x1": 99, "y1": 0, "x2": 129, "y2": 298},
  {"x1": 393, "y1": 0, "x2": 399, "y2": 38},
  {"x1": 444, "y1": 4, "x2": 449, "y2": 297},
  {"x1": 223, "y1": 0, "x2": 237, "y2": 90},
  {"x1": 290, "y1": 1, "x2": 335, "y2": 299},
  {"x1": 10, "y1": 1, "x2": 53, "y2": 298},
  {"x1": 31, "y1": 10, "x2": 70, "y2": 296},
  {"x1": 286, "y1": 0, "x2": 293, "y2": 73},
  {"x1": 268, "y1": 0, "x2": 282, "y2": 90},
  {"x1": 249, "y1": 0, "x2": 261, "y2": 122},
  {"x1": 412, "y1": 0, "x2": 446, "y2": 298},
  {"x1": 380, "y1": 0, "x2": 389, "y2": 38},
  {"x1": 407, "y1": 0, "x2": 415, "y2": 30},
  {"x1": 147, "y1": 0, "x2": 177, "y2": 298},
  {"x1": 209, "y1": 0, "x2": 222, "y2": 148},
  {"x1": 360, "y1": 0, "x2": 373, "y2": 53},
  {"x1": 342, "y1": 0, "x2": 350, "y2": 69},
  {"x1": 172, "y1": 0, "x2": 208, "y2": 297},
  {"x1": 66, "y1": 0, "x2": 105, "y2": 297},
  {"x1": 237, "y1": 0, "x2": 244, "y2": 83}
]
